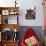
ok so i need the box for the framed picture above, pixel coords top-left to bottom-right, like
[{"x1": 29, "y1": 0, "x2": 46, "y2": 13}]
[
  {"x1": 25, "y1": 8, "x2": 35, "y2": 19},
  {"x1": 9, "y1": 9, "x2": 18, "y2": 15},
  {"x1": 2, "y1": 10, "x2": 9, "y2": 15}
]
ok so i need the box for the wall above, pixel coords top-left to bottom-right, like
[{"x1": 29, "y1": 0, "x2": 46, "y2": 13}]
[
  {"x1": 0, "y1": 0, "x2": 43, "y2": 26},
  {"x1": 18, "y1": 0, "x2": 43, "y2": 26}
]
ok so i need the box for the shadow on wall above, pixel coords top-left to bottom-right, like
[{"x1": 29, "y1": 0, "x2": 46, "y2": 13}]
[{"x1": 18, "y1": 26, "x2": 43, "y2": 44}]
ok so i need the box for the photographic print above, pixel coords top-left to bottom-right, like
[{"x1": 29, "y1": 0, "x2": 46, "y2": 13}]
[{"x1": 25, "y1": 8, "x2": 35, "y2": 19}]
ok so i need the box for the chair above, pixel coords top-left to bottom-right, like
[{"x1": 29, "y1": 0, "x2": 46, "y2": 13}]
[{"x1": 21, "y1": 28, "x2": 41, "y2": 46}]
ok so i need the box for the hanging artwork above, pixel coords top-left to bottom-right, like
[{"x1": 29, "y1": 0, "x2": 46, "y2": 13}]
[{"x1": 25, "y1": 8, "x2": 36, "y2": 19}]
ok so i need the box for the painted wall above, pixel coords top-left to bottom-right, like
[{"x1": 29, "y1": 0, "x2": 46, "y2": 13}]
[
  {"x1": 0, "y1": 0, "x2": 43, "y2": 26},
  {"x1": 18, "y1": 0, "x2": 43, "y2": 26}
]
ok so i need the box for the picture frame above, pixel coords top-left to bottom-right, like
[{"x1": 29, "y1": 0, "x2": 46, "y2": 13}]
[
  {"x1": 9, "y1": 10, "x2": 18, "y2": 15},
  {"x1": 25, "y1": 8, "x2": 35, "y2": 19},
  {"x1": 2, "y1": 10, "x2": 9, "y2": 15}
]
